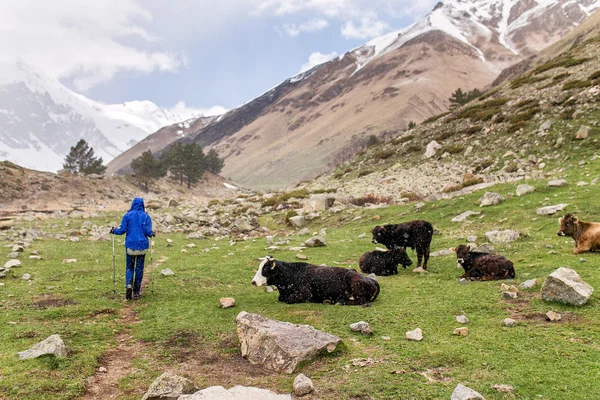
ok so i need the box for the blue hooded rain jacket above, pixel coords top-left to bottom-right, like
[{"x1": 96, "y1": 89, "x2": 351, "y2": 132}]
[{"x1": 113, "y1": 198, "x2": 153, "y2": 250}]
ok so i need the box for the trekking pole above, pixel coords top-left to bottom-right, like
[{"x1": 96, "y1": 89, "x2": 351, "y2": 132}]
[
  {"x1": 150, "y1": 239, "x2": 155, "y2": 295},
  {"x1": 111, "y1": 233, "x2": 116, "y2": 296}
]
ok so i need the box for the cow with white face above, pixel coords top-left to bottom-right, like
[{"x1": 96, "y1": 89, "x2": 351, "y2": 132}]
[
  {"x1": 251, "y1": 256, "x2": 272, "y2": 287},
  {"x1": 251, "y1": 256, "x2": 380, "y2": 305}
]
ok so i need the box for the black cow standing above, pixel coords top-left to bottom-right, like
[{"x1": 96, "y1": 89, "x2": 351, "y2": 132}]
[
  {"x1": 252, "y1": 256, "x2": 380, "y2": 305},
  {"x1": 359, "y1": 248, "x2": 412, "y2": 276},
  {"x1": 371, "y1": 220, "x2": 434, "y2": 269},
  {"x1": 453, "y1": 245, "x2": 515, "y2": 281}
]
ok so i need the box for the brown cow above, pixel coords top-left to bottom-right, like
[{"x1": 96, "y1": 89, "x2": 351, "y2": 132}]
[{"x1": 558, "y1": 214, "x2": 600, "y2": 254}]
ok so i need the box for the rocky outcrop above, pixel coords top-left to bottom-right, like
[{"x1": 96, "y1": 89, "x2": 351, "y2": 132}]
[{"x1": 236, "y1": 311, "x2": 340, "y2": 373}]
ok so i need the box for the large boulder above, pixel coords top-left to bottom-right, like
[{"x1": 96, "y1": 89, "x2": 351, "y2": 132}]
[
  {"x1": 424, "y1": 140, "x2": 442, "y2": 158},
  {"x1": 142, "y1": 372, "x2": 197, "y2": 400},
  {"x1": 288, "y1": 216, "x2": 306, "y2": 228},
  {"x1": 236, "y1": 311, "x2": 340, "y2": 373},
  {"x1": 541, "y1": 268, "x2": 594, "y2": 306},
  {"x1": 304, "y1": 236, "x2": 327, "y2": 248},
  {"x1": 451, "y1": 384, "x2": 486, "y2": 400},
  {"x1": 452, "y1": 211, "x2": 480, "y2": 222},
  {"x1": 178, "y1": 385, "x2": 291, "y2": 399},
  {"x1": 18, "y1": 334, "x2": 67, "y2": 360},
  {"x1": 304, "y1": 195, "x2": 334, "y2": 212},
  {"x1": 485, "y1": 230, "x2": 519, "y2": 244}
]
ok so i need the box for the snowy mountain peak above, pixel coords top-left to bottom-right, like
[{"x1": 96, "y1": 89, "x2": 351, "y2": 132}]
[{"x1": 0, "y1": 61, "x2": 193, "y2": 172}]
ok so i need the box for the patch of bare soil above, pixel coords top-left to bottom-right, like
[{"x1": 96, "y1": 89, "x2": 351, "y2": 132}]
[
  {"x1": 31, "y1": 295, "x2": 78, "y2": 309},
  {"x1": 503, "y1": 292, "x2": 582, "y2": 324}
]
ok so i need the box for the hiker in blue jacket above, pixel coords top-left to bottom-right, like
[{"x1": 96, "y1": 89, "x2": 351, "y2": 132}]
[{"x1": 110, "y1": 198, "x2": 155, "y2": 300}]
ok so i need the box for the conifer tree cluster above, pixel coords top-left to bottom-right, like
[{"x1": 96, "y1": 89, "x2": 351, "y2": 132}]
[
  {"x1": 130, "y1": 143, "x2": 225, "y2": 190},
  {"x1": 448, "y1": 88, "x2": 482, "y2": 110}
]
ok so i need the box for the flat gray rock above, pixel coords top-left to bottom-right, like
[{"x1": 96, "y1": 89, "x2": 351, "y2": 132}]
[
  {"x1": 452, "y1": 211, "x2": 481, "y2": 222},
  {"x1": 236, "y1": 311, "x2": 340, "y2": 374},
  {"x1": 406, "y1": 328, "x2": 423, "y2": 341},
  {"x1": 479, "y1": 192, "x2": 504, "y2": 207},
  {"x1": 519, "y1": 279, "x2": 537, "y2": 289},
  {"x1": 541, "y1": 268, "x2": 593, "y2": 306},
  {"x1": 18, "y1": 334, "x2": 67, "y2": 360},
  {"x1": 161, "y1": 268, "x2": 175, "y2": 277},
  {"x1": 293, "y1": 374, "x2": 314, "y2": 397},
  {"x1": 4, "y1": 260, "x2": 21, "y2": 269},
  {"x1": 451, "y1": 383, "x2": 486, "y2": 400},
  {"x1": 304, "y1": 236, "x2": 327, "y2": 248},
  {"x1": 536, "y1": 204, "x2": 568, "y2": 216},
  {"x1": 548, "y1": 179, "x2": 567, "y2": 187},
  {"x1": 516, "y1": 184, "x2": 535, "y2": 196}
]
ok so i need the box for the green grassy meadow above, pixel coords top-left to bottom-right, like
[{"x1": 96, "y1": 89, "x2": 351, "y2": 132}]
[{"x1": 2, "y1": 162, "x2": 600, "y2": 399}]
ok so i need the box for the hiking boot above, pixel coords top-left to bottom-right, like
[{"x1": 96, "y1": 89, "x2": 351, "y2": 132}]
[
  {"x1": 133, "y1": 292, "x2": 141, "y2": 300},
  {"x1": 126, "y1": 284, "x2": 133, "y2": 301}
]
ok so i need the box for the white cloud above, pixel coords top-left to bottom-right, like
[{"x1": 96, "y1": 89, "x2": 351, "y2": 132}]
[
  {"x1": 0, "y1": 0, "x2": 185, "y2": 91},
  {"x1": 299, "y1": 51, "x2": 339, "y2": 73},
  {"x1": 284, "y1": 19, "x2": 329, "y2": 37},
  {"x1": 167, "y1": 101, "x2": 227, "y2": 120},
  {"x1": 341, "y1": 13, "x2": 389, "y2": 39}
]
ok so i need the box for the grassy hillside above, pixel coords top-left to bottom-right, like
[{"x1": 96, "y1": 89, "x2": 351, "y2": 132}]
[
  {"x1": 304, "y1": 31, "x2": 600, "y2": 200},
  {"x1": 1, "y1": 162, "x2": 600, "y2": 399}
]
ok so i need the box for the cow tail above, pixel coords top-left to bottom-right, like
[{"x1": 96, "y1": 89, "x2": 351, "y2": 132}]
[{"x1": 370, "y1": 279, "x2": 380, "y2": 302}]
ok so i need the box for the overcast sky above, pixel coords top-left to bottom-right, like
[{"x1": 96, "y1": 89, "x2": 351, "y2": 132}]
[{"x1": 0, "y1": 0, "x2": 438, "y2": 115}]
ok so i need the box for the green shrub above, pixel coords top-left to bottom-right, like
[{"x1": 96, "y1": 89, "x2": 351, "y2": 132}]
[
  {"x1": 392, "y1": 134, "x2": 414, "y2": 145},
  {"x1": 462, "y1": 176, "x2": 484, "y2": 187},
  {"x1": 422, "y1": 112, "x2": 450, "y2": 124},
  {"x1": 443, "y1": 184, "x2": 463, "y2": 193},
  {"x1": 279, "y1": 189, "x2": 309, "y2": 202},
  {"x1": 515, "y1": 99, "x2": 538, "y2": 109},
  {"x1": 311, "y1": 188, "x2": 337, "y2": 194},
  {"x1": 358, "y1": 169, "x2": 375, "y2": 177},
  {"x1": 435, "y1": 130, "x2": 455, "y2": 141},
  {"x1": 509, "y1": 108, "x2": 541, "y2": 124},
  {"x1": 465, "y1": 126, "x2": 482, "y2": 135},
  {"x1": 533, "y1": 57, "x2": 591, "y2": 75},
  {"x1": 562, "y1": 80, "x2": 593, "y2": 91},
  {"x1": 444, "y1": 144, "x2": 465, "y2": 155},
  {"x1": 40, "y1": 184, "x2": 50, "y2": 191},
  {"x1": 405, "y1": 144, "x2": 422, "y2": 153},
  {"x1": 349, "y1": 194, "x2": 392, "y2": 206},
  {"x1": 399, "y1": 191, "x2": 421, "y2": 201},
  {"x1": 510, "y1": 75, "x2": 548, "y2": 89},
  {"x1": 505, "y1": 162, "x2": 519, "y2": 173},
  {"x1": 373, "y1": 149, "x2": 396, "y2": 160},
  {"x1": 285, "y1": 210, "x2": 299, "y2": 224},
  {"x1": 366, "y1": 135, "x2": 380, "y2": 147},
  {"x1": 507, "y1": 121, "x2": 528, "y2": 133},
  {"x1": 553, "y1": 73, "x2": 571, "y2": 81},
  {"x1": 474, "y1": 159, "x2": 493, "y2": 172},
  {"x1": 559, "y1": 109, "x2": 574, "y2": 120},
  {"x1": 588, "y1": 70, "x2": 600, "y2": 80},
  {"x1": 477, "y1": 88, "x2": 501, "y2": 101}
]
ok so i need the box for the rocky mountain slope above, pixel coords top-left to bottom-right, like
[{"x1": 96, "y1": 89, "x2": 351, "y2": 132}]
[
  {"x1": 111, "y1": 0, "x2": 600, "y2": 191},
  {"x1": 302, "y1": 10, "x2": 600, "y2": 203},
  {"x1": 0, "y1": 62, "x2": 209, "y2": 173}
]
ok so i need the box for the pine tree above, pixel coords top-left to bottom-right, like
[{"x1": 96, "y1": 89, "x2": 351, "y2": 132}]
[
  {"x1": 204, "y1": 149, "x2": 225, "y2": 174},
  {"x1": 161, "y1": 143, "x2": 186, "y2": 185},
  {"x1": 181, "y1": 143, "x2": 206, "y2": 189},
  {"x1": 408, "y1": 121, "x2": 417, "y2": 130},
  {"x1": 131, "y1": 150, "x2": 165, "y2": 191},
  {"x1": 63, "y1": 139, "x2": 107, "y2": 175}
]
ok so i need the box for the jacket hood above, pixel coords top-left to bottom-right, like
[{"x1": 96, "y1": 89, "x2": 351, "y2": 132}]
[{"x1": 130, "y1": 197, "x2": 145, "y2": 212}]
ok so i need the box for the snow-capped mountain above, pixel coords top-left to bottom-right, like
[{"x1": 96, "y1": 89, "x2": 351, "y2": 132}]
[
  {"x1": 0, "y1": 62, "x2": 200, "y2": 172},
  {"x1": 113, "y1": 0, "x2": 600, "y2": 190}
]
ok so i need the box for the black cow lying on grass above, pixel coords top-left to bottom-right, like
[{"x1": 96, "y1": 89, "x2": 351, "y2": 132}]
[
  {"x1": 371, "y1": 220, "x2": 434, "y2": 269},
  {"x1": 252, "y1": 256, "x2": 380, "y2": 305},
  {"x1": 359, "y1": 248, "x2": 412, "y2": 276},
  {"x1": 452, "y1": 245, "x2": 515, "y2": 281}
]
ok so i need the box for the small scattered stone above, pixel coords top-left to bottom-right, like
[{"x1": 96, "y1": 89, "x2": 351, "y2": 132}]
[
  {"x1": 577, "y1": 181, "x2": 589, "y2": 187},
  {"x1": 98, "y1": 367, "x2": 108, "y2": 373},
  {"x1": 485, "y1": 229, "x2": 519, "y2": 244},
  {"x1": 304, "y1": 236, "x2": 327, "y2": 248},
  {"x1": 350, "y1": 321, "x2": 373, "y2": 336},
  {"x1": 412, "y1": 267, "x2": 426, "y2": 273},
  {"x1": 406, "y1": 328, "x2": 423, "y2": 341},
  {"x1": 186, "y1": 243, "x2": 196, "y2": 248},
  {"x1": 8, "y1": 252, "x2": 21, "y2": 259},
  {"x1": 580, "y1": 258, "x2": 587, "y2": 263},
  {"x1": 452, "y1": 211, "x2": 481, "y2": 222},
  {"x1": 479, "y1": 192, "x2": 504, "y2": 207},
  {"x1": 414, "y1": 202, "x2": 425, "y2": 211},
  {"x1": 62, "y1": 259, "x2": 77, "y2": 263},
  {"x1": 520, "y1": 279, "x2": 537, "y2": 289},
  {"x1": 431, "y1": 249, "x2": 453, "y2": 257},
  {"x1": 451, "y1": 383, "x2": 486, "y2": 400},
  {"x1": 21, "y1": 274, "x2": 31, "y2": 281},
  {"x1": 509, "y1": 285, "x2": 519, "y2": 294},
  {"x1": 576, "y1": 125, "x2": 591, "y2": 140},
  {"x1": 466, "y1": 236, "x2": 477, "y2": 243},
  {"x1": 12, "y1": 244, "x2": 24, "y2": 252},
  {"x1": 459, "y1": 278, "x2": 468, "y2": 284},
  {"x1": 358, "y1": 233, "x2": 367, "y2": 239},
  {"x1": 29, "y1": 255, "x2": 42, "y2": 260},
  {"x1": 492, "y1": 384, "x2": 514, "y2": 393},
  {"x1": 160, "y1": 268, "x2": 175, "y2": 277},
  {"x1": 548, "y1": 179, "x2": 567, "y2": 187},
  {"x1": 220, "y1": 298, "x2": 236, "y2": 309},
  {"x1": 293, "y1": 373, "x2": 314, "y2": 397},
  {"x1": 537, "y1": 204, "x2": 568, "y2": 216},
  {"x1": 546, "y1": 311, "x2": 562, "y2": 322},
  {"x1": 141, "y1": 372, "x2": 197, "y2": 400},
  {"x1": 502, "y1": 291, "x2": 518, "y2": 299},
  {"x1": 456, "y1": 315, "x2": 469, "y2": 324},
  {"x1": 503, "y1": 318, "x2": 517, "y2": 327},
  {"x1": 500, "y1": 283, "x2": 510, "y2": 291},
  {"x1": 296, "y1": 254, "x2": 307, "y2": 260},
  {"x1": 453, "y1": 327, "x2": 469, "y2": 337},
  {"x1": 381, "y1": 336, "x2": 391, "y2": 341}
]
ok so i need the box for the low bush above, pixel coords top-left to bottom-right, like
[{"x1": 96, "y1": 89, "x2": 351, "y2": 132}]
[
  {"x1": 349, "y1": 194, "x2": 392, "y2": 206},
  {"x1": 533, "y1": 57, "x2": 591, "y2": 75},
  {"x1": 588, "y1": 70, "x2": 600, "y2": 80},
  {"x1": 510, "y1": 75, "x2": 548, "y2": 89},
  {"x1": 444, "y1": 144, "x2": 465, "y2": 155},
  {"x1": 507, "y1": 121, "x2": 528, "y2": 133},
  {"x1": 474, "y1": 159, "x2": 493, "y2": 172},
  {"x1": 465, "y1": 126, "x2": 482, "y2": 135},
  {"x1": 562, "y1": 80, "x2": 593, "y2": 91},
  {"x1": 399, "y1": 191, "x2": 421, "y2": 201},
  {"x1": 422, "y1": 112, "x2": 450, "y2": 124},
  {"x1": 373, "y1": 149, "x2": 396, "y2": 160},
  {"x1": 462, "y1": 176, "x2": 484, "y2": 187},
  {"x1": 392, "y1": 134, "x2": 414, "y2": 145},
  {"x1": 358, "y1": 169, "x2": 375, "y2": 177}
]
